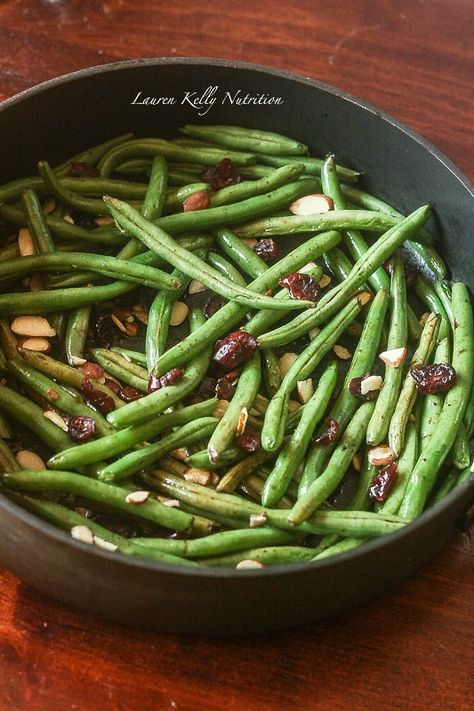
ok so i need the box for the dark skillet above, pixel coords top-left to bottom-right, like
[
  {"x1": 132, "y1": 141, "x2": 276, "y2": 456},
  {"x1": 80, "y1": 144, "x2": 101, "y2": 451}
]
[{"x1": 0, "y1": 58, "x2": 472, "y2": 634}]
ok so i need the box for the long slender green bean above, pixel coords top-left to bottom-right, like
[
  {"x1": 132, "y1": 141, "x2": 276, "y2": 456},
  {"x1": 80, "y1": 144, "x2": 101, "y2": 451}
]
[
  {"x1": 181, "y1": 125, "x2": 308, "y2": 156},
  {"x1": 65, "y1": 305, "x2": 91, "y2": 366},
  {"x1": 90, "y1": 349, "x2": 148, "y2": 392},
  {"x1": 209, "y1": 164, "x2": 306, "y2": 207},
  {"x1": 22, "y1": 188, "x2": 56, "y2": 253}
]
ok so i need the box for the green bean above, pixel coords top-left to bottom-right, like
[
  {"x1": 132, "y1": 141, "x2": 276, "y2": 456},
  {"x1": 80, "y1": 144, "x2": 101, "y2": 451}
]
[
  {"x1": 430, "y1": 466, "x2": 462, "y2": 505},
  {"x1": 207, "y1": 251, "x2": 247, "y2": 286},
  {"x1": 142, "y1": 155, "x2": 168, "y2": 220},
  {"x1": 0, "y1": 174, "x2": 147, "y2": 205},
  {"x1": 452, "y1": 421, "x2": 470, "y2": 469},
  {"x1": 97, "y1": 417, "x2": 218, "y2": 483},
  {"x1": 433, "y1": 280, "x2": 454, "y2": 326},
  {"x1": 349, "y1": 455, "x2": 377, "y2": 513},
  {"x1": 181, "y1": 124, "x2": 308, "y2": 156},
  {"x1": 2, "y1": 469, "x2": 195, "y2": 532},
  {"x1": 90, "y1": 349, "x2": 148, "y2": 392},
  {"x1": 298, "y1": 288, "x2": 389, "y2": 496},
  {"x1": 261, "y1": 361, "x2": 338, "y2": 507},
  {"x1": 289, "y1": 400, "x2": 376, "y2": 524},
  {"x1": 257, "y1": 205, "x2": 430, "y2": 348},
  {"x1": 323, "y1": 247, "x2": 352, "y2": 282},
  {"x1": 0, "y1": 319, "x2": 18, "y2": 360},
  {"x1": 388, "y1": 312, "x2": 439, "y2": 457},
  {"x1": 312, "y1": 537, "x2": 366, "y2": 560},
  {"x1": 106, "y1": 196, "x2": 316, "y2": 312},
  {"x1": 54, "y1": 133, "x2": 134, "y2": 176},
  {"x1": 207, "y1": 352, "x2": 261, "y2": 463},
  {"x1": 255, "y1": 153, "x2": 360, "y2": 183},
  {"x1": 22, "y1": 188, "x2": 56, "y2": 253},
  {"x1": 165, "y1": 182, "x2": 211, "y2": 213},
  {"x1": 0, "y1": 386, "x2": 71, "y2": 451},
  {"x1": 201, "y1": 546, "x2": 316, "y2": 567},
  {"x1": 399, "y1": 283, "x2": 473, "y2": 518},
  {"x1": 8, "y1": 358, "x2": 115, "y2": 437},
  {"x1": 110, "y1": 347, "x2": 147, "y2": 366},
  {"x1": 188, "y1": 446, "x2": 246, "y2": 472},
  {"x1": 115, "y1": 158, "x2": 153, "y2": 176},
  {"x1": 214, "y1": 227, "x2": 267, "y2": 279},
  {"x1": 379, "y1": 422, "x2": 418, "y2": 515},
  {"x1": 366, "y1": 258, "x2": 408, "y2": 445},
  {"x1": 0, "y1": 243, "x2": 20, "y2": 262},
  {"x1": 262, "y1": 348, "x2": 282, "y2": 397},
  {"x1": 210, "y1": 164, "x2": 306, "y2": 207},
  {"x1": 65, "y1": 305, "x2": 91, "y2": 366},
  {"x1": 0, "y1": 436, "x2": 20, "y2": 472},
  {"x1": 107, "y1": 308, "x2": 212, "y2": 427},
  {"x1": 48, "y1": 399, "x2": 217, "y2": 470},
  {"x1": 261, "y1": 295, "x2": 362, "y2": 452}
]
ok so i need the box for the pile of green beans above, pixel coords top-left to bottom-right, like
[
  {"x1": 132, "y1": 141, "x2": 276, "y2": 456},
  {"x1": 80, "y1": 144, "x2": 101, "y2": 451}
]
[{"x1": 0, "y1": 125, "x2": 471, "y2": 571}]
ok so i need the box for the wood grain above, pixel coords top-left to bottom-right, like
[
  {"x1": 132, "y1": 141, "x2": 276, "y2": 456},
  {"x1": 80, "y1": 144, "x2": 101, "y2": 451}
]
[{"x1": 0, "y1": 1, "x2": 472, "y2": 709}]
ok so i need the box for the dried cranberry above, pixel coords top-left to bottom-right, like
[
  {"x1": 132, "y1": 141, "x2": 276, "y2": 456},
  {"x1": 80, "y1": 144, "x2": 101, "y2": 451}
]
[
  {"x1": 183, "y1": 190, "x2": 210, "y2": 212},
  {"x1": 278, "y1": 273, "x2": 320, "y2": 302},
  {"x1": 348, "y1": 374, "x2": 379, "y2": 400},
  {"x1": 235, "y1": 428, "x2": 260, "y2": 453},
  {"x1": 212, "y1": 332, "x2": 257, "y2": 372},
  {"x1": 119, "y1": 386, "x2": 143, "y2": 402},
  {"x1": 410, "y1": 363, "x2": 456, "y2": 394},
  {"x1": 94, "y1": 311, "x2": 115, "y2": 343},
  {"x1": 191, "y1": 377, "x2": 218, "y2": 403},
  {"x1": 104, "y1": 377, "x2": 121, "y2": 394},
  {"x1": 148, "y1": 367, "x2": 183, "y2": 393},
  {"x1": 215, "y1": 377, "x2": 234, "y2": 400},
  {"x1": 369, "y1": 462, "x2": 398, "y2": 502},
  {"x1": 254, "y1": 239, "x2": 279, "y2": 263},
  {"x1": 203, "y1": 295, "x2": 225, "y2": 319},
  {"x1": 70, "y1": 161, "x2": 99, "y2": 178},
  {"x1": 78, "y1": 361, "x2": 105, "y2": 381},
  {"x1": 81, "y1": 379, "x2": 115, "y2": 415},
  {"x1": 313, "y1": 418, "x2": 340, "y2": 445},
  {"x1": 68, "y1": 416, "x2": 96, "y2": 443},
  {"x1": 201, "y1": 158, "x2": 241, "y2": 190}
]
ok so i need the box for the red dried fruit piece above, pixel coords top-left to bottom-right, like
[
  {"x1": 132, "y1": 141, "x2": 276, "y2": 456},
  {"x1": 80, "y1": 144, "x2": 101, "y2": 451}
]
[
  {"x1": 203, "y1": 295, "x2": 226, "y2": 319},
  {"x1": 235, "y1": 428, "x2": 260, "y2": 453},
  {"x1": 68, "y1": 416, "x2": 96, "y2": 443},
  {"x1": 148, "y1": 367, "x2": 184, "y2": 393},
  {"x1": 369, "y1": 462, "x2": 398, "y2": 502},
  {"x1": 215, "y1": 377, "x2": 234, "y2": 400},
  {"x1": 119, "y1": 386, "x2": 143, "y2": 402},
  {"x1": 254, "y1": 239, "x2": 279, "y2": 263},
  {"x1": 278, "y1": 273, "x2": 320, "y2": 302},
  {"x1": 348, "y1": 374, "x2": 379, "y2": 400},
  {"x1": 81, "y1": 379, "x2": 115, "y2": 415},
  {"x1": 201, "y1": 158, "x2": 241, "y2": 190},
  {"x1": 78, "y1": 361, "x2": 105, "y2": 381},
  {"x1": 212, "y1": 331, "x2": 258, "y2": 372},
  {"x1": 70, "y1": 161, "x2": 99, "y2": 178},
  {"x1": 183, "y1": 190, "x2": 210, "y2": 212},
  {"x1": 94, "y1": 311, "x2": 115, "y2": 343},
  {"x1": 410, "y1": 363, "x2": 456, "y2": 394},
  {"x1": 313, "y1": 418, "x2": 340, "y2": 445},
  {"x1": 104, "y1": 377, "x2": 121, "y2": 394},
  {"x1": 191, "y1": 376, "x2": 218, "y2": 403}
]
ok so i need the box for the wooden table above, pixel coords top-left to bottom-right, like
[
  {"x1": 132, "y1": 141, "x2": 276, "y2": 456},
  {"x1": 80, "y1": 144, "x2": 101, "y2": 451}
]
[{"x1": 0, "y1": 1, "x2": 472, "y2": 709}]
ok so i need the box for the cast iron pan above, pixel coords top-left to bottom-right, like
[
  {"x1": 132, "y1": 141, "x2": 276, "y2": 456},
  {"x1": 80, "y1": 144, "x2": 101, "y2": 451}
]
[{"x1": 0, "y1": 58, "x2": 472, "y2": 635}]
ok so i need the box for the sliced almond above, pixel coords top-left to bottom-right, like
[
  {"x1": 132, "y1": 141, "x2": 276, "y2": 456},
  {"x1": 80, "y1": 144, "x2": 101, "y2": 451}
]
[
  {"x1": 333, "y1": 345, "x2": 351, "y2": 360},
  {"x1": 16, "y1": 450, "x2": 45, "y2": 470},
  {"x1": 63, "y1": 214, "x2": 75, "y2": 224},
  {"x1": 249, "y1": 513, "x2": 267, "y2": 528},
  {"x1": 41, "y1": 197, "x2": 56, "y2": 216},
  {"x1": 170, "y1": 301, "x2": 189, "y2": 326},
  {"x1": 18, "y1": 227, "x2": 36, "y2": 256},
  {"x1": 11, "y1": 315, "x2": 56, "y2": 338},
  {"x1": 43, "y1": 409, "x2": 68, "y2": 431},
  {"x1": 125, "y1": 490, "x2": 150, "y2": 505},
  {"x1": 298, "y1": 261, "x2": 317, "y2": 274},
  {"x1": 170, "y1": 447, "x2": 189, "y2": 461},
  {"x1": 93, "y1": 536, "x2": 118, "y2": 552},
  {"x1": 308, "y1": 327, "x2": 320, "y2": 341},
  {"x1": 132, "y1": 304, "x2": 148, "y2": 325},
  {"x1": 18, "y1": 337, "x2": 51, "y2": 353},
  {"x1": 318, "y1": 274, "x2": 332, "y2": 289},
  {"x1": 184, "y1": 467, "x2": 216, "y2": 486},
  {"x1": 296, "y1": 378, "x2": 313, "y2": 404},
  {"x1": 111, "y1": 313, "x2": 127, "y2": 333},
  {"x1": 352, "y1": 453, "x2": 362, "y2": 472},
  {"x1": 241, "y1": 238, "x2": 258, "y2": 249},
  {"x1": 158, "y1": 497, "x2": 181, "y2": 508},
  {"x1": 94, "y1": 215, "x2": 115, "y2": 227},
  {"x1": 379, "y1": 347, "x2": 408, "y2": 368},
  {"x1": 368, "y1": 444, "x2": 395, "y2": 467},
  {"x1": 71, "y1": 525, "x2": 94, "y2": 545},
  {"x1": 289, "y1": 193, "x2": 334, "y2": 215},
  {"x1": 236, "y1": 407, "x2": 248, "y2": 437},
  {"x1": 360, "y1": 375, "x2": 383, "y2": 396},
  {"x1": 69, "y1": 355, "x2": 87, "y2": 366},
  {"x1": 357, "y1": 291, "x2": 373, "y2": 307},
  {"x1": 279, "y1": 352, "x2": 298, "y2": 378},
  {"x1": 213, "y1": 400, "x2": 229, "y2": 418},
  {"x1": 419, "y1": 312, "x2": 430, "y2": 327},
  {"x1": 236, "y1": 559, "x2": 265, "y2": 570},
  {"x1": 188, "y1": 279, "x2": 206, "y2": 295}
]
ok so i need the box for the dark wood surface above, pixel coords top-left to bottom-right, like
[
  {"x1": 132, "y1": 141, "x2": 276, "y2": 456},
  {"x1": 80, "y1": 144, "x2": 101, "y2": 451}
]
[{"x1": 0, "y1": 1, "x2": 472, "y2": 709}]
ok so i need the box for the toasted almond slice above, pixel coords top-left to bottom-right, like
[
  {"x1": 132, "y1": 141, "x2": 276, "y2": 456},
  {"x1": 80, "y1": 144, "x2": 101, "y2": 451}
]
[
  {"x1": 213, "y1": 400, "x2": 229, "y2": 418},
  {"x1": 71, "y1": 525, "x2": 94, "y2": 544},
  {"x1": 93, "y1": 536, "x2": 118, "y2": 552},
  {"x1": 241, "y1": 238, "x2": 258, "y2": 249},
  {"x1": 360, "y1": 375, "x2": 383, "y2": 396},
  {"x1": 236, "y1": 559, "x2": 265, "y2": 570},
  {"x1": 296, "y1": 378, "x2": 313, "y2": 404},
  {"x1": 184, "y1": 467, "x2": 215, "y2": 486},
  {"x1": 318, "y1": 274, "x2": 332, "y2": 289},
  {"x1": 352, "y1": 453, "x2": 362, "y2": 472},
  {"x1": 289, "y1": 193, "x2": 334, "y2": 215},
  {"x1": 333, "y1": 345, "x2": 351, "y2": 360},
  {"x1": 308, "y1": 327, "x2": 320, "y2": 340},
  {"x1": 170, "y1": 301, "x2": 189, "y2": 326},
  {"x1": 11, "y1": 315, "x2": 56, "y2": 338},
  {"x1": 188, "y1": 279, "x2": 206, "y2": 294},
  {"x1": 111, "y1": 313, "x2": 127, "y2": 333},
  {"x1": 63, "y1": 214, "x2": 75, "y2": 224},
  {"x1": 357, "y1": 291, "x2": 373, "y2": 307},
  {"x1": 158, "y1": 497, "x2": 181, "y2": 508},
  {"x1": 419, "y1": 312, "x2": 430, "y2": 327},
  {"x1": 16, "y1": 450, "x2": 45, "y2": 470},
  {"x1": 18, "y1": 337, "x2": 51, "y2": 353},
  {"x1": 249, "y1": 513, "x2": 267, "y2": 528},
  {"x1": 94, "y1": 215, "x2": 115, "y2": 227},
  {"x1": 132, "y1": 304, "x2": 149, "y2": 325},
  {"x1": 44, "y1": 410, "x2": 69, "y2": 431},
  {"x1": 18, "y1": 227, "x2": 36, "y2": 256},
  {"x1": 368, "y1": 444, "x2": 395, "y2": 467},
  {"x1": 379, "y1": 347, "x2": 408, "y2": 368},
  {"x1": 170, "y1": 447, "x2": 189, "y2": 461},
  {"x1": 125, "y1": 490, "x2": 150, "y2": 505},
  {"x1": 69, "y1": 355, "x2": 87, "y2": 366},
  {"x1": 236, "y1": 407, "x2": 248, "y2": 437},
  {"x1": 41, "y1": 197, "x2": 56, "y2": 215},
  {"x1": 279, "y1": 352, "x2": 298, "y2": 378}
]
